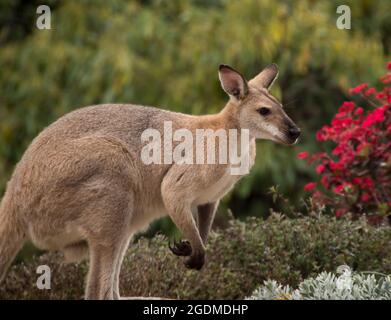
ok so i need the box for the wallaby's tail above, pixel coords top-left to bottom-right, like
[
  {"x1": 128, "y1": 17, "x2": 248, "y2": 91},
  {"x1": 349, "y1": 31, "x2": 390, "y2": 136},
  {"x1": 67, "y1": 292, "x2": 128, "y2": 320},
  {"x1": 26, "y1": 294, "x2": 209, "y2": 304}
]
[{"x1": 0, "y1": 198, "x2": 25, "y2": 284}]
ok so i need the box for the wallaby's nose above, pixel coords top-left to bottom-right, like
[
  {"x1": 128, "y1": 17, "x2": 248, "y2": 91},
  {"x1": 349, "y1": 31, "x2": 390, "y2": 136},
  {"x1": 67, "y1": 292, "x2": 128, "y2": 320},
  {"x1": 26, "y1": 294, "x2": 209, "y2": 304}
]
[{"x1": 288, "y1": 126, "x2": 301, "y2": 140}]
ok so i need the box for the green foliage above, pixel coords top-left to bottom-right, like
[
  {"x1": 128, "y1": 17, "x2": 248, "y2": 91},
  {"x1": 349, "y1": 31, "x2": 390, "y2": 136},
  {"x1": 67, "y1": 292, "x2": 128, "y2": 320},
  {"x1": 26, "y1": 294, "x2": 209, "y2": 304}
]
[
  {"x1": 0, "y1": 0, "x2": 390, "y2": 220},
  {"x1": 248, "y1": 270, "x2": 391, "y2": 300},
  {"x1": 1, "y1": 214, "x2": 391, "y2": 299}
]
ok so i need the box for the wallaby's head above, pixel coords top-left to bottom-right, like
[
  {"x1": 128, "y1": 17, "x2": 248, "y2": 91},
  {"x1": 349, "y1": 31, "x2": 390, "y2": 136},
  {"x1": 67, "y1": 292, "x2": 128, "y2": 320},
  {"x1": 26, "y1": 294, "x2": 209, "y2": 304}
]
[{"x1": 218, "y1": 64, "x2": 300, "y2": 145}]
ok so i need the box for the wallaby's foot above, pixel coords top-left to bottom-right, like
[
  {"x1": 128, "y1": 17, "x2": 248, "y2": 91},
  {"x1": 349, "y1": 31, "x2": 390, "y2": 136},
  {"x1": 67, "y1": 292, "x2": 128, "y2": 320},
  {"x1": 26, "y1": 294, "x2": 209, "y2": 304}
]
[
  {"x1": 184, "y1": 250, "x2": 205, "y2": 270},
  {"x1": 169, "y1": 240, "x2": 192, "y2": 256}
]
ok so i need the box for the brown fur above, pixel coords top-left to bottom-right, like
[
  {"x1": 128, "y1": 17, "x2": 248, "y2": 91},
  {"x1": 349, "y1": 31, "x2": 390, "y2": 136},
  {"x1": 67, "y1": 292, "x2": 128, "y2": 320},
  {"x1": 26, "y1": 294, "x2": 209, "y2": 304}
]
[{"x1": 0, "y1": 64, "x2": 299, "y2": 299}]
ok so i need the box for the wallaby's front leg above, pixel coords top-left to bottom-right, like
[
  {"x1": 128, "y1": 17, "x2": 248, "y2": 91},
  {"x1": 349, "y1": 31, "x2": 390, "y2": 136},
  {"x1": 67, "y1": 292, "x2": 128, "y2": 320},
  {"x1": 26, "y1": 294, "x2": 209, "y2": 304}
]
[
  {"x1": 197, "y1": 201, "x2": 218, "y2": 244},
  {"x1": 168, "y1": 202, "x2": 218, "y2": 256},
  {"x1": 166, "y1": 202, "x2": 205, "y2": 269},
  {"x1": 162, "y1": 173, "x2": 205, "y2": 270}
]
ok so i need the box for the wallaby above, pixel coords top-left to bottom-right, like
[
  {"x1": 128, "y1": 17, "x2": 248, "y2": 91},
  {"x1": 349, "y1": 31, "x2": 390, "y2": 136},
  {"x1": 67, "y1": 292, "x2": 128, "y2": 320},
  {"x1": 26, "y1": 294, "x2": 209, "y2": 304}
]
[{"x1": 0, "y1": 64, "x2": 300, "y2": 299}]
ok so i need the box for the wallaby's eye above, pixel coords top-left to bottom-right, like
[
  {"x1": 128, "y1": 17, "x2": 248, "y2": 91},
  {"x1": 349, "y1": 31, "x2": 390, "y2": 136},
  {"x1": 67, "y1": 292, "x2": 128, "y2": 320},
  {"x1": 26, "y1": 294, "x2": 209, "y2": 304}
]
[{"x1": 258, "y1": 107, "x2": 271, "y2": 116}]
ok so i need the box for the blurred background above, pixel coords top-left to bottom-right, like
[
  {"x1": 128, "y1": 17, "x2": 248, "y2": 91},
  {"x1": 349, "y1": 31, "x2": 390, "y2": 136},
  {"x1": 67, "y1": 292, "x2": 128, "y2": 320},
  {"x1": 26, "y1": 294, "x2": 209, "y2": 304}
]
[{"x1": 0, "y1": 0, "x2": 390, "y2": 245}]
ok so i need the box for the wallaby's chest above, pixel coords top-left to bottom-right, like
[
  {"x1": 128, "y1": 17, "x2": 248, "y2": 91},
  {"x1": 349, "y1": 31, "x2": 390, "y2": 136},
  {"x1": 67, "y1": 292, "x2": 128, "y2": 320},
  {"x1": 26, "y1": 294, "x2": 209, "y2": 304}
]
[
  {"x1": 194, "y1": 139, "x2": 256, "y2": 205},
  {"x1": 197, "y1": 170, "x2": 243, "y2": 204}
]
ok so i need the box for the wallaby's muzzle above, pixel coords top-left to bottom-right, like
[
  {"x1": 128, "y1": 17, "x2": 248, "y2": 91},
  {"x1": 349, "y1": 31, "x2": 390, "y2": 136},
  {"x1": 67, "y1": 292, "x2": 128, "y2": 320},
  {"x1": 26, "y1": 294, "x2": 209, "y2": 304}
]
[{"x1": 285, "y1": 124, "x2": 301, "y2": 144}]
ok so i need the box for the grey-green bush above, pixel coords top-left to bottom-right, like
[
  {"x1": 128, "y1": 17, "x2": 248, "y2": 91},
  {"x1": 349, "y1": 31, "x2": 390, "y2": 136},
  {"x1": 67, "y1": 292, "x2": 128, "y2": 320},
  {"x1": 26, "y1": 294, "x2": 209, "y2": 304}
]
[
  {"x1": 248, "y1": 270, "x2": 391, "y2": 300},
  {"x1": 1, "y1": 214, "x2": 391, "y2": 299}
]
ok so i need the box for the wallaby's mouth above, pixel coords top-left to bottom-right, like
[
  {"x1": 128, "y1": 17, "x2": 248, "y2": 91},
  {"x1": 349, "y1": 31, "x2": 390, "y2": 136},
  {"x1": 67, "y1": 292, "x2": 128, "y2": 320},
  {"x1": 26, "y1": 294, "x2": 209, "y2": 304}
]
[
  {"x1": 283, "y1": 136, "x2": 300, "y2": 145},
  {"x1": 275, "y1": 136, "x2": 299, "y2": 145},
  {"x1": 287, "y1": 137, "x2": 300, "y2": 145},
  {"x1": 274, "y1": 129, "x2": 301, "y2": 145}
]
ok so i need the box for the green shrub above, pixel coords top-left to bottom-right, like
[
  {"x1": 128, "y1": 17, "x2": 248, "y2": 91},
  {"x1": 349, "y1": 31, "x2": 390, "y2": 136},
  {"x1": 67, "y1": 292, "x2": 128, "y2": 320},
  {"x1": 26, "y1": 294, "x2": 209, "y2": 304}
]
[
  {"x1": 248, "y1": 268, "x2": 391, "y2": 300},
  {"x1": 1, "y1": 214, "x2": 391, "y2": 299}
]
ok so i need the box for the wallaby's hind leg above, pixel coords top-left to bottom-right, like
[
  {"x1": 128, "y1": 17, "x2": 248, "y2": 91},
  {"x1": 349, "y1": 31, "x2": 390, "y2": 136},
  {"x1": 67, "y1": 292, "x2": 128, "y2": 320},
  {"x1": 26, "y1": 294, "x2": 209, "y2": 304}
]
[
  {"x1": 85, "y1": 244, "x2": 102, "y2": 299},
  {"x1": 113, "y1": 236, "x2": 132, "y2": 300},
  {"x1": 49, "y1": 135, "x2": 136, "y2": 299},
  {"x1": 84, "y1": 204, "x2": 132, "y2": 300},
  {"x1": 86, "y1": 235, "x2": 129, "y2": 300},
  {"x1": 85, "y1": 241, "x2": 122, "y2": 300},
  {"x1": 83, "y1": 192, "x2": 133, "y2": 299}
]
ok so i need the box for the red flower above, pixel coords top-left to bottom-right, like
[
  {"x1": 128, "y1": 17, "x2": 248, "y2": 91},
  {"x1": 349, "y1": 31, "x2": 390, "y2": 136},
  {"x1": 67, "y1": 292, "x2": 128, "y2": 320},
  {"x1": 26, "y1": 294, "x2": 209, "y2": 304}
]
[
  {"x1": 335, "y1": 111, "x2": 347, "y2": 119},
  {"x1": 333, "y1": 184, "x2": 344, "y2": 193},
  {"x1": 361, "y1": 177, "x2": 374, "y2": 189},
  {"x1": 316, "y1": 130, "x2": 325, "y2": 141},
  {"x1": 316, "y1": 164, "x2": 325, "y2": 174},
  {"x1": 339, "y1": 101, "x2": 355, "y2": 113},
  {"x1": 304, "y1": 182, "x2": 316, "y2": 191},
  {"x1": 329, "y1": 161, "x2": 344, "y2": 171},
  {"x1": 297, "y1": 152, "x2": 309, "y2": 159},
  {"x1": 381, "y1": 74, "x2": 391, "y2": 84},
  {"x1": 335, "y1": 208, "x2": 346, "y2": 217},
  {"x1": 365, "y1": 88, "x2": 376, "y2": 96},
  {"x1": 376, "y1": 92, "x2": 387, "y2": 100},
  {"x1": 387, "y1": 61, "x2": 391, "y2": 71},
  {"x1": 332, "y1": 144, "x2": 345, "y2": 156},
  {"x1": 303, "y1": 63, "x2": 391, "y2": 223},
  {"x1": 321, "y1": 175, "x2": 329, "y2": 188},
  {"x1": 362, "y1": 107, "x2": 385, "y2": 127},
  {"x1": 360, "y1": 193, "x2": 370, "y2": 202},
  {"x1": 349, "y1": 83, "x2": 367, "y2": 94}
]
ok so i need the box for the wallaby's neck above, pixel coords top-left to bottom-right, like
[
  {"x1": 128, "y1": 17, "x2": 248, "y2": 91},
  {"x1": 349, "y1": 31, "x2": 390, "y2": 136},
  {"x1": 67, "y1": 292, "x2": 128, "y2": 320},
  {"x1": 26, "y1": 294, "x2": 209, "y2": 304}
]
[{"x1": 194, "y1": 100, "x2": 239, "y2": 131}]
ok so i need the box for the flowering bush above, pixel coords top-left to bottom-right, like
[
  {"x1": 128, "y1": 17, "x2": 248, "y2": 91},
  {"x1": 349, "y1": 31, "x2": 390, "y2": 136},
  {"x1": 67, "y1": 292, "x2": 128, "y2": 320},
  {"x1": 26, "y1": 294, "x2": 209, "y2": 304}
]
[{"x1": 299, "y1": 62, "x2": 391, "y2": 222}]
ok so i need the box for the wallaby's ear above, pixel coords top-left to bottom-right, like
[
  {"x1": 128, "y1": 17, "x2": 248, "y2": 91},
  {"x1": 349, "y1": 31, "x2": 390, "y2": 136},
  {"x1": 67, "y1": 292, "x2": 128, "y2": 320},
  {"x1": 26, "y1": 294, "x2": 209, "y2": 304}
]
[
  {"x1": 218, "y1": 64, "x2": 248, "y2": 100},
  {"x1": 249, "y1": 63, "x2": 279, "y2": 90}
]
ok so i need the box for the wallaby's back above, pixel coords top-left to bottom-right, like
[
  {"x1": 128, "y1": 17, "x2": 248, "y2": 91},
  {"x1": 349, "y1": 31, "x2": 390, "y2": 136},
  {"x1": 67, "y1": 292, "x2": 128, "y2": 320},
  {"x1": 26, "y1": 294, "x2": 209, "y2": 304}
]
[{"x1": 13, "y1": 103, "x2": 195, "y2": 204}]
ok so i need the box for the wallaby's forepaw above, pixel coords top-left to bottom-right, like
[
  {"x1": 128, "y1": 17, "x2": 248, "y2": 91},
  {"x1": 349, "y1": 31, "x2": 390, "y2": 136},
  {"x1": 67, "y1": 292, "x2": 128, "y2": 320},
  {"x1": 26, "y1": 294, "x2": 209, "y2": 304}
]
[
  {"x1": 169, "y1": 240, "x2": 205, "y2": 270},
  {"x1": 169, "y1": 240, "x2": 192, "y2": 256},
  {"x1": 184, "y1": 251, "x2": 205, "y2": 270}
]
